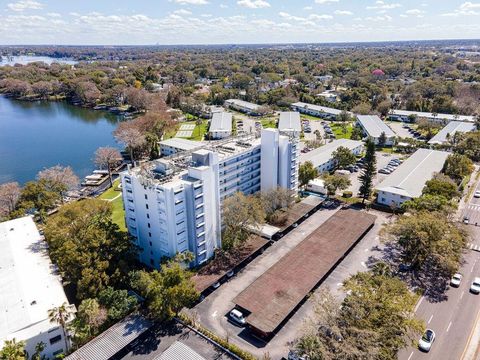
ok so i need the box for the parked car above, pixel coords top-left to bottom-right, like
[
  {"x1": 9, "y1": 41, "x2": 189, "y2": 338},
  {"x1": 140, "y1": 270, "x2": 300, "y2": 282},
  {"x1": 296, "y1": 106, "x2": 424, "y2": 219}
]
[
  {"x1": 418, "y1": 329, "x2": 436, "y2": 352},
  {"x1": 464, "y1": 217, "x2": 470, "y2": 225},
  {"x1": 226, "y1": 269, "x2": 235, "y2": 278},
  {"x1": 379, "y1": 169, "x2": 391, "y2": 174},
  {"x1": 470, "y1": 277, "x2": 480, "y2": 294},
  {"x1": 474, "y1": 191, "x2": 480, "y2": 198},
  {"x1": 211, "y1": 281, "x2": 221, "y2": 290},
  {"x1": 450, "y1": 273, "x2": 462, "y2": 287},
  {"x1": 229, "y1": 309, "x2": 246, "y2": 326}
]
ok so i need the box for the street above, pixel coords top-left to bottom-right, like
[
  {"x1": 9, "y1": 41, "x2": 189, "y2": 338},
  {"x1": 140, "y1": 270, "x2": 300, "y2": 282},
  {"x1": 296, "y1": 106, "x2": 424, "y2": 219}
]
[
  {"x1": 463, "y1": 182, "x2": 480, "y2": 226},
  {"x1": 399, "y1": 189, "x2": 480, "y2": 360}
]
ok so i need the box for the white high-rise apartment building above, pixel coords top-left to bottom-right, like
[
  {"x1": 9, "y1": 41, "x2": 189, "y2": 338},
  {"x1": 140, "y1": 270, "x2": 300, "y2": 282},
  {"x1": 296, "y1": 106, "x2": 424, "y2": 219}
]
[{"x1": 121, "y1": 129, "x2": 298, "y2": 268}]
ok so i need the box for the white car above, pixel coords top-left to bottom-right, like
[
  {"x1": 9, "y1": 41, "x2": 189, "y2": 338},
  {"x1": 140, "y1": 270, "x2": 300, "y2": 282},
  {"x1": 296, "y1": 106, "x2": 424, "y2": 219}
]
[
  {"x1": 418, "y1": 329, "x2": 435, "y2": 352},
  {"x1": 474, "y1": 191, "x2": 480, "y2": 198},
  {"x1": 470, "y1": 277, "x2": 480, "y2": 294},
  {"x1": 450, "y1": 273, "x2": 462, "y2": 287},
  {"x1": 229, "y1": 309, "x2": 246, "y2": 326}
]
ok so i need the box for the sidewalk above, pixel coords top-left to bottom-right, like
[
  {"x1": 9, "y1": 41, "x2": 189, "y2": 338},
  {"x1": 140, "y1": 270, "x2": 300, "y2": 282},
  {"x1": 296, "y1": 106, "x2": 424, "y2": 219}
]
[{"x1": 457, "y1": 165, "x2": 480, "y2": 218}]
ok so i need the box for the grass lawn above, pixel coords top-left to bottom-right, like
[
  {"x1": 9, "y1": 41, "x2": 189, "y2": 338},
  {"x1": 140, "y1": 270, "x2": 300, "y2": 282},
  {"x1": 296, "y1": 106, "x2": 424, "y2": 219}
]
[
  {"x1": 99, "y1": 179, "x2": 126, "y2": 232},
  {"x1": 187, "y1": 120, "x2": 209, "y2": 141},
  {"x1": 331, "y1": 122, "x2": 353, "y2": 139},
  {"x1": 261, "y1": 118, "x2": 277, "y2": 129}
]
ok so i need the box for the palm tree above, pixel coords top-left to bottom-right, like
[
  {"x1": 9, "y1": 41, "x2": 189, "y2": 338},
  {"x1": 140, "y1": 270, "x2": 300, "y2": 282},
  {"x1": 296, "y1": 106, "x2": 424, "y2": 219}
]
[
  {"x1": 48, "y1": 303, "x2": 74, "y2": 354},
  {"x1": 0, "y1": 338, "x2": 26, "y2": 360}
]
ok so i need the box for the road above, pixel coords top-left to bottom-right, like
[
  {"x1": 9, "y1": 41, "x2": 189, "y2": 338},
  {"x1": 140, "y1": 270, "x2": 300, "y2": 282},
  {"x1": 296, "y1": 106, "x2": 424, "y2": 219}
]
[
  {"x1": 399, "y1": 212, "x2": 480, "y2": 360},
  {"x1": 463, "y1": 182, "x2": 480, "y2": 226}
]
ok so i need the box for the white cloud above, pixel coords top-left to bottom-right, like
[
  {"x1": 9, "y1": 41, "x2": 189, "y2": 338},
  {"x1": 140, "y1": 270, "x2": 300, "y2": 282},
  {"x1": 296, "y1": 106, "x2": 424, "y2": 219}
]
[
  {"x1": 310, "y1": 13, "x2": 333, "y2": 20},
  {"x1": 303, "y1": 6, "x2": 313, "y2": 10},
  {"x1": 237, "y1": 0, "x2": 270, "y2": 8},
  {"x1": 367, "y1": 1, "x2": 401, "y2": 10},
  {"x1": 7, "y1": 0, "x2": 44, "y2": 11},
  {"x1": 315, "y1": 0, "x2": 339, "y2": 4},
  {"x1": 220, "y1": 4, "x2": 228, "y2": 8},
  {"x1": 173, "y1": 9, "x2": 192, "y2": 15},
  {"x1": 442, "y1": 2, "x2": 480, "y2": 16},
  {"x1": 365, "y1": 14, "x2": 393, "y2": 21},
  {"x1": 173, "y1": 0, "x2": 208, "y2": 5},
  {"x1": 47, "y1": 12, "x2": 61, "y2": 17},
  {"x1": 401, "y1": 8, "x2": 425, "y2": 17},
  {"x1": 334, "y1": 10, "x2": 353, "y2": 15}
]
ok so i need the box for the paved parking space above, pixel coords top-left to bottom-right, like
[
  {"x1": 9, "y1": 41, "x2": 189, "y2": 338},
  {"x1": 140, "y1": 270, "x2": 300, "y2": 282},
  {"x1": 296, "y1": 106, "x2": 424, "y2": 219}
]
[
  {"x1": 349, "y1": 152, "x2": 400, "y2": 195},
  {"x1": 187, "y1": 207, "x2": 390, "y2": 359},
  {"x1": 387, "y1": 121, "x2": 415, "y2": 139}
]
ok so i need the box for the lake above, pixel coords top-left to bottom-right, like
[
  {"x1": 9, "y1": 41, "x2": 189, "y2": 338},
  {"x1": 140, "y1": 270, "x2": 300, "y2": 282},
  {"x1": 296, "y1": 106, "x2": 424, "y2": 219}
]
[
  {"x1": 0, "y1": 55, "x2": 77, "y2": 66},
  {"x1": 0, "y1": 96, "x2": 121, "y2": 185}
]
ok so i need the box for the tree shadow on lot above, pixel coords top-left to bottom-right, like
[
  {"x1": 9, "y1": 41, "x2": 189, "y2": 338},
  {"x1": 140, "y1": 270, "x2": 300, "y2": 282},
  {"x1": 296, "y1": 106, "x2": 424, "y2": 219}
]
[
  {"x1": 373, "y1": 241, "x2": 452, "y2": 303},
  {"x1": 237, "y1": 328, "x2": 267, "y2": 349}
]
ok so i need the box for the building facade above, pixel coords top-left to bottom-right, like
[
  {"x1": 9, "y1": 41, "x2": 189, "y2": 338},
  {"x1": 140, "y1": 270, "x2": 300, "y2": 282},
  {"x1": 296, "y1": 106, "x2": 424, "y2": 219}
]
[
  {"x1": 356, "y1": 115, "x2": 396, "y2": 146},
  {"x1": 208, "y1": 112, "x2": 233, "y2": 140},
  {"x1": 290, "y1": 102, "x2": 343, "y2": 120},
  {"x1": 121, "y1": 129, "x2": 298, "y2": 268}
]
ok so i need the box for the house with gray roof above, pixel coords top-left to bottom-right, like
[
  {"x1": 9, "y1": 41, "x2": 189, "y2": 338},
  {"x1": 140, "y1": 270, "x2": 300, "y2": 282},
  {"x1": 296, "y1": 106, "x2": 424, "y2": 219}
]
[
  {"x1": 208, "y1": 112, "x2": 233, "y2": 139},
  {"x1": 356, "y1": 115, "x2": 396, "y2": 146},
  {"x1": 428, "y1": 121, "x2": 476, "y2": 145}
]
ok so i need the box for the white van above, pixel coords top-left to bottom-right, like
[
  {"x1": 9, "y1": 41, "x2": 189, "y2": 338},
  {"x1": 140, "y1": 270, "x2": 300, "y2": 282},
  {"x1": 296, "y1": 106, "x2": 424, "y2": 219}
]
[{"x1": 229, "y1": 309, "x2": 246, "y2": 326}]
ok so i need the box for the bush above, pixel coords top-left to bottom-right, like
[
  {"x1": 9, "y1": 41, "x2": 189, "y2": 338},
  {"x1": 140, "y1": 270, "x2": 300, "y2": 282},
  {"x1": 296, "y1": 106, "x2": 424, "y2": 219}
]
[
  {"x1": 268, "y1": 209, "x2": 289, "y2": 226},
  {"x1": 343, "y1": 191, "x2": 353, "y2": 198}
]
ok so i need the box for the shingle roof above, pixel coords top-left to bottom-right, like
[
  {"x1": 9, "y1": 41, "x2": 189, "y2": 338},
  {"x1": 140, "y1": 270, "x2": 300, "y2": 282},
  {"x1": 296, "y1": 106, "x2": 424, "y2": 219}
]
[
  {"x1": 278, "y1": 112, "x2": 301, "y2": 132},
  {"x1": 300, "y1": 139, "x2": 363, "y2": 168},
  {"x1": 65, "y1": 314, "x2": 153, "y2": 360},
  {"x1": 375, "y1": 148, "x2": 450, "y2": 198},
  {"x1": 356, "y1": 115, "x2": 396, "y2": 138},
  {"x1": 427, "y1": 121, "x2": 476, "y2": 144},
  {"x1": 209, "y1": 112, "x2": 232, "y2": 133}
]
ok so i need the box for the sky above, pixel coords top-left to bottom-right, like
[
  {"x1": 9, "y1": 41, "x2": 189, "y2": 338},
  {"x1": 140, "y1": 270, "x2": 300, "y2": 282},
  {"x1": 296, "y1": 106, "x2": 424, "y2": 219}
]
[{"x1": 0, "y1": 0, "x2": 479, "y2": 45}]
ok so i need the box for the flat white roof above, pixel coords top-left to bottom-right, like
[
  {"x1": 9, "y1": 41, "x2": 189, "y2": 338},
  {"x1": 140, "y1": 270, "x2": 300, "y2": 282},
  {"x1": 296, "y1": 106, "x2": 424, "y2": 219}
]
[
  {"x1": 159, "y1": 138, "x2": 204, "y2": 151},
  {"x1": 278, "y1": 112, "x2": 301, "y2": 132},
  {"x1": 428, "y1": 121, "x2": 476, "y2": 144},
  {"x1": 291, "y1": 102, "x2": 343, "y2": 116},
  {"x1": 209, "y1": 112, "x2": 232, "y2": 133},
  {"x1": 390, "y1": 109, "x2": 474, "y2": 122},
  {"x1": 376, "y1": 148, "x2": 450, "y2": 198},
  {"x1": 225, "y1": 99, "x2": 261, "y2": 111},
  {"x1": 356, "y1": 115, "x2": 396, "y2": 138},
  {"x1": 0, "y1": 216, "x2": 70, "y2": 342},
  {"x1": 300, "y1": 139, "x2": 363, "y2": 168}
]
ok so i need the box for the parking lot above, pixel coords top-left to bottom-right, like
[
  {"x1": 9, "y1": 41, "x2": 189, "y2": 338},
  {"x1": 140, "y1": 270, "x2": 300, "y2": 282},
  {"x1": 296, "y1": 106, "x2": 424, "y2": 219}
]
[
  {"x1": 187, "y1": 206, "x2": 390, "y2": 359},
  {"x1": 349, "y1": 151, "x2": 403, "y2": 195}
]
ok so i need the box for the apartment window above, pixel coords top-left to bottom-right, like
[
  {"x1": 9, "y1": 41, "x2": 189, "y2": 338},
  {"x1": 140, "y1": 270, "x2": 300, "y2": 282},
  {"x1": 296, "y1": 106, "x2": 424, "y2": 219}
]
[
  {"x1": 147, "y1": 223, "x2": 151, "y2": 228},
  {"x1": 146, "y1": 213, "x2": 150, "y2": 219},
  {"x1": 49, "y1": 335, "x2": 62, "y2": 345},
  {"x1": 146, "y1": 204, "x2": 149, "y2": 209},
  {"x1": 148, "y1": 232, "x2": 152, "y2": 237},
  {"x1": 52, "y1": 350, "x2": 64, "y2": 356},
  {"x1": 382, "y1": 198, "x2": 386, "y2": 202},
  {"x1": 127, "y1": 189, "x2": 132, "y2": 193},
  {"x1": 176, "y1": 220, "x2": 184, "y2": 226},
  {"x1": 149, "y1": 241, "x2": 152, "y2": 246},
  {"x1": 150, "y1": 250, "x2": 153, "y2": 255},
  {"x1": 177, "y1": 230, "x2": 186, "y2": 236},
  {"x1": 144, "y1": 194, "x2": 148, "y2": 200},
  {"x1": 128, "y1": 199, "x2": 133, "y2": 203}
]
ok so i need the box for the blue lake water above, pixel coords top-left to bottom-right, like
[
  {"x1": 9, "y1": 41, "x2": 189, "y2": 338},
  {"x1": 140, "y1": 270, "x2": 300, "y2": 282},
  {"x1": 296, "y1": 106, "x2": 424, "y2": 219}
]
[{"x1": 0, "y1": 96, "x2": 121, "y2": 184}]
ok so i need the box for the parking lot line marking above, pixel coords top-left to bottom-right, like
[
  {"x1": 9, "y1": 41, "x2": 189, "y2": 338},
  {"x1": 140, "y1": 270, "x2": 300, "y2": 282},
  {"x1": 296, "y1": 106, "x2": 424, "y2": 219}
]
[
  {"x1": 428, "y1": 314, "x2": 434, "y2": 324},
  {"x1": 211, "y1": 311, "x2": 217, "y2": 318},
  {"x1": 407, "y1": 351, "x2": 414, "y2": 360},
  {"x1": 461, "y1": 291, "x2": 465, "y2": 299},
  {"x1": 337, "y1": 282, "x2": 343, "y2": 287},
  {"x1": 447, "y1": 321, "x2": 452, "y2": 332},
  {"x1": 365, "y1": 248, "x2": 369, "y2": 252},
  {"x1": 361, "y1": 261, "x2": 367, "y2": 268}
]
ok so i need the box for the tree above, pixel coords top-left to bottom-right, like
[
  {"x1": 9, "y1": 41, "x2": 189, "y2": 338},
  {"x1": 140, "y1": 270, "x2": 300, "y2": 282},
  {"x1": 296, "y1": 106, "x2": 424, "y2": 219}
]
[
  {"x1": 130, "y1": 259, "x2": 198, "y2": 321},
  {"x1": 422, "y1": 174, "x2": 461, "y2": 199},
  {"x1": 76, "y1": 298, "x2": 108, "y2": 337},
  {"x1": 383, "y1": 211, "x2": 468, "y2": 276},
  {"x1": 401, "y1": 194, "x2": 456, "y2": 215},
  {"x1": 48, "y1": 302, "x2": 75, "y2": 353},
  {"x1": 332, "y1": 146, "x2": 356, "y2": 169},
  {"x1": 358, "y1": 140, "x2": 377, "y2": 203},
  {"x1": 13, "y1": 179, "x2": 62, "y2": 221},
  {"x1": 350, "y1": 126, "x2": 363, "y2": 140},
  {"x1": 30, "y1": 342, "x2": 46, "y2": 360},
  {"x1": 299, "y1": 161, "x2": 318, "y2": 188},
  {"x1": 94, "y1": 147, "x2": 122, "y2": 187},
  {"x1": 336, "y1": 110, "x2": 351, "y2": 123},
  {"x1": 97, "y1": 287, "x2": 138, "y2": 323},
  {"x1": 221, "y1": 192, "x2": 265, "y2": 250},
  {"x1": 0, "y1": 339, "x2": 25, "y2": 360},
  {"x1": 378, "y1": 131, "x2": 387, "y2": 147},
  {"x1": 454, "y1": 131, "x2": 480, "y2": 162},
  {"x1": 44, "y1": 199, "x2": 137, "y2": 300},
  {"x1": 0, "y1": 182, "x2": 21, "y2": 220},
  {"x1": 37, "y1": 165, "x2": 79, "y2": 201},
  {"x1": 442, "y1": 153, "x2": 474, "y2": 183},
  {"x1": 322, "y1": 173, "x2": 351, "y2": 195},
  {"x1": 113, "y1": 121, "x2": 146, "y2": 166}
]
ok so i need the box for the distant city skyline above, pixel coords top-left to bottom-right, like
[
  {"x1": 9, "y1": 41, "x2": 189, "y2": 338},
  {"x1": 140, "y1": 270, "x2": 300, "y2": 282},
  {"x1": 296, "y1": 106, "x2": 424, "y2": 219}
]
[{"x1": 0, "y1": 0, "x2": 479, "y2": 45}]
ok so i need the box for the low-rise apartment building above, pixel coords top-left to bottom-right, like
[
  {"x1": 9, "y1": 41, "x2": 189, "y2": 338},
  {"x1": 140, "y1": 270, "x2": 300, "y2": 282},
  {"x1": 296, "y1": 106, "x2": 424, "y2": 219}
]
[
  {"x1": 375, "y1": 148, "x2": 450, "y2": 207},
  {"x1": 300, "y1": 139, "x2": 364, "y2": 173},
  {"x1": 290, "y1": 102, "x2": 343, "y2": 120},
  {"x1": 427, "y1": 121, "x2": 476, "y2": 145},
  {"x1": 0, "y1": 216, "x2": 75, "y2": 359},
  {"x1": 278, "y1": 111, "x2": 301, "y2": 138},
  {"x1": 356, "y1": 115, "x2": 396, "y2": 146},
  {"x1": 121, "y1": 129, "x2": 298, "y2": 268},
  {"x1": 224, "y1": 99, "x2": 264, "y2": 116},
  {"x1": 208, "y1": 112, "x2": 233, "y2": 139},
  {"x1": 389, "y1": 109, "x2": 475, "y2": 124},
  {"x1": 158, "y1": 138, "x2": 204, "y2": 156}
]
